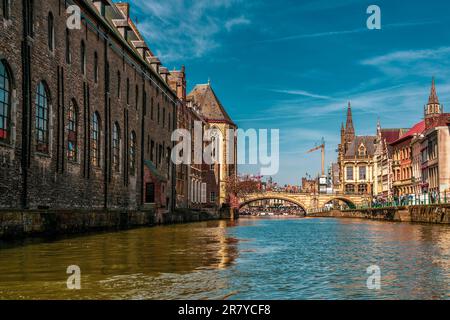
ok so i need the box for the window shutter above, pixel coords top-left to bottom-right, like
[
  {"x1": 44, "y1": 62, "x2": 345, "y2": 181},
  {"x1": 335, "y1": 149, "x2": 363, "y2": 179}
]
[{"x1": 201, "y1": 183, "x2": 207, "y2": 203}]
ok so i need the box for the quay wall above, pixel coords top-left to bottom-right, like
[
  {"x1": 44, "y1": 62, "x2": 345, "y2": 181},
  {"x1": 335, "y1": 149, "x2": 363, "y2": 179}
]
[
  {"x1": 308, "y1": 205, "x2": 450, "y2": 224},
  {"x1": 0, "y1": 208, "x2": 238, "y2": 240}
]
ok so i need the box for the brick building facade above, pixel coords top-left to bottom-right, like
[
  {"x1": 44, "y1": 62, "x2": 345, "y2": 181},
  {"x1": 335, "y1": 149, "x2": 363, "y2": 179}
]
[{"x1": 0, "y1": 0, "x2": 177, "y2": 213}]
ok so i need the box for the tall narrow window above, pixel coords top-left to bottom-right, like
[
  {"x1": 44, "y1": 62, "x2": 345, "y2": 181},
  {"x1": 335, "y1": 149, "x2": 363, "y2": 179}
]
[
  {"x1": 0, "y1": 60, "x2": 11, "y2": 143},
  {"x1": 94, "y1": 52, "x2": 98, "y2": 83},
  {"x1": 117, "y1": 71, "x2": 121, "y2": 98},
  {"x1": 157, "y1": 103, "x2": 160, "y2": 123},
  {"x1": 67, "y1": 99, "x2": 78, "y2": 161},
  {"x1": 26, "y1": 0, "x2": 33, "y2": 36},
  {"x1": 35, "y1": 82, "x2": 50, "y2": 153},
  {"x1": 2, "y1": 0, "x2": 10, "y2": 19},
  {"x1": 81, "y1": 41, "x2": 86, "y2": 75},
  {"x1": 48, "y1": 12, "x2": 54, "y2": 51},
  {"x1": 346, "y1": 166, "x2": 354, "y2": 180},
  {"x1": 135, "y1": 85, "x2": 139, "y2": 110},
  {"x1": 130, "y1": 131, "x2": 136, "y2": 176},
  {"x1": 65, "y1": 28, "x2": 71, "y2": 64},
  {"x1": 126, "y1": 78, "x2": 130, "y2": 104},
  {"x1": 91, "y1": 112, "x2": 100, "y2": 167},
  {"x1": 150, "y1": 97, "x2": 154, "y2": 120},
  {"x1": 162, "y1": 108, "x2": 165, "y2": 128},
  {"x1": 168, "y1": 113, "x2": 171, "y2": 131},
  {"x1": 150, "y1": 140, "x2": 154, "y2": 162},
  {"x1": 113, "y1": 122, "x2": 120, "y2": 171}
]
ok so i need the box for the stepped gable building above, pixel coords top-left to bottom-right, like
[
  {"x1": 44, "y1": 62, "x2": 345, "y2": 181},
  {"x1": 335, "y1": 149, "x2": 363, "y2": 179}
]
[
  {"x1": 187, "y1": 82, "x2": 238, "y2": 207},
  {"x1": 337, "y1": 103, "x2": 376, "y2": 195},
  {"x1": 0, "y1": 0, "x2": 178, "y2": 214}
]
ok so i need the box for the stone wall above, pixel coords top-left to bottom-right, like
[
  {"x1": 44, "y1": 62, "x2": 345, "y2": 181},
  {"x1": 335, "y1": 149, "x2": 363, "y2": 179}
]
[
  {"x1": 308, "y1": 204, "x2": 450, "y2": 224},
  {"x1": 0, "y1": 207, "x2": 237, "y2": 240},
  {"x1": 0, "y1": 0, "x2": 176, "y2": 211}
]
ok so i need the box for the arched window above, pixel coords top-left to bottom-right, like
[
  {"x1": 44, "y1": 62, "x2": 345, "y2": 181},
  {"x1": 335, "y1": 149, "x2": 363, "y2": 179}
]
[
  {"x1": 80, "y1": 41, "x2": 86, "y2": 75},
  {"x1": 0, "y1": 60, "x2": 11, "y2": 143},
  {"x1": 2, "y1": 0, "x2": 10, "y2": 19},
  {"x1": 112, "y1": 122, "x2": 120, "y2": 171},
  {"x1": 130, "y1": 131, "x2": 136, "y2": 176},
  {"x1": 67, "y1": 99, "x2": 78, "y2": 161},
  {"x1": 65, "y1": 28, "x2": 71, "y2": 64},
  {"x1": 35, "y1": 81, "x2": 50, "y2": 153},
  {"x1": 48, "y1": 12, "x2": 54, "y2": 51},
  {"x1": 94, "y1": 52, "x2": 98, "y2": 83},
  {"x1": 91, "y1": 112, "x2": 100, "y2": 167}
]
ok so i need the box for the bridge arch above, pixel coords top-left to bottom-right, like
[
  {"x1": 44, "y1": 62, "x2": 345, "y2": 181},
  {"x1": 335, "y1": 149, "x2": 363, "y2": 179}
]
[
  {"x1": 324, "y1": 197, "x2": 357, "y2": 209},
  {"x1": 239, "y1": 196, "x2": 307, "y2": 213}
]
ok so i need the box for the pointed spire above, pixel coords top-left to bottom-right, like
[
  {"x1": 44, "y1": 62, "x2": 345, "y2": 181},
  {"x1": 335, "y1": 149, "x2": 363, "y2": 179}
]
[
  {"x1": 428, "y1": 76, "x2": 440, "y2": 105},
  {"x1": 346, "y1": 102, "x2": 355, "y2": 132},
  {"x1": 376, "y1": 118, "x2": 382, "y2": 138}
]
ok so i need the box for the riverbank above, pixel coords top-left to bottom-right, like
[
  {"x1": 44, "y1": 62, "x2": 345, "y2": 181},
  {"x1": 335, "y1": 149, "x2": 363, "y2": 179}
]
[
  {"x1": 0, "y1": 207, "x2": 238, "y2": 240},
  {"x1": 308, "y1": 204, "x2": 450, "y2": 224}
]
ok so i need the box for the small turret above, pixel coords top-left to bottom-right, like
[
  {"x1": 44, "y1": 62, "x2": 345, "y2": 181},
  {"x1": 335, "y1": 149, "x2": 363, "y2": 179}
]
[{"x1": 425, "y1": 77, "x2": 442, "y2": 118}]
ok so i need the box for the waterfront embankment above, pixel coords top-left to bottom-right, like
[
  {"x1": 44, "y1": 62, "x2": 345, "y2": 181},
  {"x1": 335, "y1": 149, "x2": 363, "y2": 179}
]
[
  {"x1": 308, "y1": 204, "x2": 450, "y2": 224},
  {"x1": 0, "y1": 207, "x2": 238, "y2": 240}
]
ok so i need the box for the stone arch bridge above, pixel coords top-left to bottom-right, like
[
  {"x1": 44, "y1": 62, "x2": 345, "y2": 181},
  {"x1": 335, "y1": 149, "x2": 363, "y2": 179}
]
[{"x1": 239, "y1": 192, "x2": 369, "y2": 214}]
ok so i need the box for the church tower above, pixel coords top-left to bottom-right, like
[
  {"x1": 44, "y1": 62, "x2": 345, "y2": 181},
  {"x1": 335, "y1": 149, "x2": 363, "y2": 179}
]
[
  {"x1": 425, "y1": 77, "x2": 442, "y2": 118},
  {"x1": 345, "y1": 102, "x2": 355, "y2": 143}
]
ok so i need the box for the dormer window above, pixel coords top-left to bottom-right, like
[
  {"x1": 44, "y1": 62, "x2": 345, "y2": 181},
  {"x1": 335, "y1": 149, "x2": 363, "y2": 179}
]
[{"x1": 358, "y1": 144, "x2": 366, "y2": 157}]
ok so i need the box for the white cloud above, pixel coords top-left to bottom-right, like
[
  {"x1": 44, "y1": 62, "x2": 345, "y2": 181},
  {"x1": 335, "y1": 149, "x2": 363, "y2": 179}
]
[
  {"x1": 256, "y1": 21, "x2": 438, "y2": 44},
  {"x1": 130, "y1": 0, "x2": 250, "y2": 63},
  {"x1": 225, "y1": 16, "x2": 251, "y2": 31},
  {"x1": 270, "y1": 89, "x2": 332, "y2": 100},
  {"x1": 360, "y1": 47, "x2": 450, "y2": 79}
]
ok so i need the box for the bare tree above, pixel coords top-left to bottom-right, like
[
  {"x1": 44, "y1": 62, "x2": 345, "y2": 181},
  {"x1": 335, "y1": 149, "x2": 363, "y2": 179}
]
[{"x1": 225, "y1": 175, "x2": 262, "y2": 208}]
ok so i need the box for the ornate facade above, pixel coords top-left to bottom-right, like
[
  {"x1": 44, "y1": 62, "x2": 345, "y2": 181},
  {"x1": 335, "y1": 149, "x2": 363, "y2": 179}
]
[{"x1": 337, "y1": 103, "x2": 376, "y2": 195}]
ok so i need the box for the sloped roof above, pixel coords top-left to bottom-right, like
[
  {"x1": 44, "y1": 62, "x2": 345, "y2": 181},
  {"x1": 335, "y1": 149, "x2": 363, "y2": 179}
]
[
  {"x1": 345, "y1": 136, "x2": 377, "y2": 157},
  {"x1": 144, "y1": 160, "x2": 167, "y2": 182},
  {"x1": 187, "y1": 84, "x2": 236, "y2": 126},
  {"x1": 380, "y1": 128, "x2": 409, "y2": 144},
  {"x1": 391, "y1": 121, "x2": 425, "y2": 145}
]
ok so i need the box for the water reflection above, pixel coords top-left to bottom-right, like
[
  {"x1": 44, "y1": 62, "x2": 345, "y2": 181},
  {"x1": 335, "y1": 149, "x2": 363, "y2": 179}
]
[
  {"x1": 0, "y1": 220, "x2": 239, "y2": 299},
  {"x1": 0, "y1": 218, "x2": 449, "y2": 300}
]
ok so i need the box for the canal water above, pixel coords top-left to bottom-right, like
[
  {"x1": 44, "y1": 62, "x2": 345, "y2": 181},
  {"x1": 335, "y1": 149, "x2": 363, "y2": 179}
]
[{"x1": 0, "y1": 217, "x2": 449, "y2": 300}]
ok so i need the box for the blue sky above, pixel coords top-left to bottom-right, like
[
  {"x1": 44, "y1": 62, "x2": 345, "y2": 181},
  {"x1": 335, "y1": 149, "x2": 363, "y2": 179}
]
[{"x1": 128, "y1": 0, "x2": 450, "y2": 185}]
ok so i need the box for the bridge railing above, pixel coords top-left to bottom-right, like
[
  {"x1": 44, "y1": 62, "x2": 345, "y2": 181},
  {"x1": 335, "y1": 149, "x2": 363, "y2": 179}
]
[
  {"x1": 255, "y1": 190, "x2": 369, "y2": 197},
  {"x1": 347, "y1": 192, "x2": 450, "y2": 210}
]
